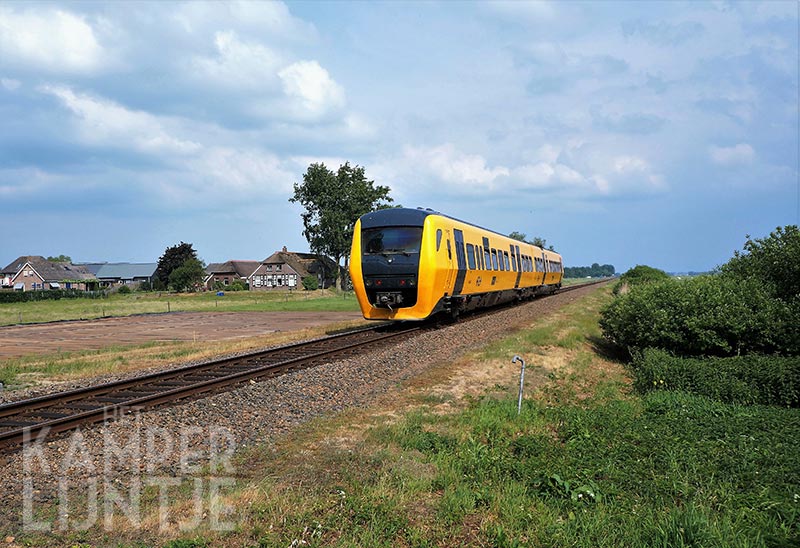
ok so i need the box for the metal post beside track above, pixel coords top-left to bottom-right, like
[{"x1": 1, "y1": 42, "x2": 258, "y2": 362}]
[{"x1": 512, "y1": 355, "x2": 526, "y2": 414}]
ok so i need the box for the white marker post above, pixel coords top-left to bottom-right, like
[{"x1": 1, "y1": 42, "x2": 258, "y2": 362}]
[{"x1": 512, "y1": 355, "x2": 526, "y2": 414}]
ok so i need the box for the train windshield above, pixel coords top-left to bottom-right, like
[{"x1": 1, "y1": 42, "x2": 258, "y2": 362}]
[{"x1": 362, "y1": 227, "x2": 423, "y2": 255}]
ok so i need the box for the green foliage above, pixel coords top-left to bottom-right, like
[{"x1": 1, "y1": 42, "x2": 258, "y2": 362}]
[
  {"x1": 0, "y1": 288, "x2": 105, "y2": 304},
  {"x1": 632, "y1": 348, "x2": 800, "y2": 407},
  {"x1": 168, "y1": 257, "x2": 205, "y2": 292},
  {"x1": 213, "y1": 279, "x2": 247, "y2": 291},
  {"x1": 566, "y1": 263, "x2": 616, "y2": 278},
  {"x1": 508, "y1": 231, "x2": 555, "y2": 251},
  {"x1": 116, "y1": 285, "x2": 132, "y2": 294},
  {"x1": 600, "y1": 275, "x2": 796, "y2": 357},
  {"x1": 719, "y1": 225, "x2": 800, "y2": 302},
  {"x1": 155, "y1": 242, "x2": 201, "y2": 288},
  {"x1": 46, "y1": 254, "x2": 72, "y2": 263},
  {"x1": 613, "y1": 264, "x2": 669, "y2": 294},
  {"x1": 290, "y1": 162, "x2": 393, "y2": 287},
  {"x1": 301, "y1": 275, "x2": 319, "y2": 291}
]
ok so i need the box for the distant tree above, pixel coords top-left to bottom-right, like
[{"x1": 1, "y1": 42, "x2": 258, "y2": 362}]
[
  {"x1": 508, "y1": 232, "x2": 555, "y2": 251},
  {"x1": 47, "y1": 255, "x2": 72, "y2": 263},
  {"x1": 168, "y1": 257, "x2": 206, "y2": 292},
  {"x1": 290, "y1": 162, "x2": 393, "y2": 289},
  {"x1": 155, "y1": 242, "x2": 201, "y2": 290},
  {"x1": 564, "y1": 264, "x2": 616, "y2": 278}
]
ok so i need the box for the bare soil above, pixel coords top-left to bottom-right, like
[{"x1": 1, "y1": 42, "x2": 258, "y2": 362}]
[{"x1": 0, "y1": 311, "x2": 366, "y2": 359}]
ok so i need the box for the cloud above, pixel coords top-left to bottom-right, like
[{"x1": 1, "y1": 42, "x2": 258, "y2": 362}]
[
  {"x1": 400, "y1": 144, "x2": 510, "y2": 190},
  {"x1": 621, "y1": 19, "x2": 705, "y2": 46},
  {"x1": 0, "y1": 6, "x2": 106, "y2": 73},
  {"x1": 709, "y1": 143, "x2": 755, "y2": 165},
  {"x1": 192, "y1": 31, "x2": 283, "y2": 90},
  {"x1": 1, "y1": 78, "x2": 20, "y2": 91},
  {"x1": 278, "y1": 60, "x2": 346, "y2": 121},
  {"x1": 39, "y1": 85, "x2": 201, "y2": 155}
]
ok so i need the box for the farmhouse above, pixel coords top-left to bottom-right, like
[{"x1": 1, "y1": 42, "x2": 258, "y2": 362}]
[
  {"x1": 1, "y1": 256, "x2": 98, "y2": 291},
  {"x1": 204, "y1": 261, "x2": 261, "y2": 290},
  {"x1": 250, "y1": 247, "x2": 338, "y2": 290}
]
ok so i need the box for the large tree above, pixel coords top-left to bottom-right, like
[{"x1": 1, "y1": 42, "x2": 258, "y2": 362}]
[
  {"x1": 290, "y1": 162, "x2": 393, "y2": 288},
  {"x1": 155, "y1": 242, "x2": 201, "y2": 290}
]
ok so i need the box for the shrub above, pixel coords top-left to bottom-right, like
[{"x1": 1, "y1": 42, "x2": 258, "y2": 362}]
[
  {"x1": 632, "y1": 348, "x2": 800, "y2": 407},
  {"x1": 302, "y1": 275, "x2": 319, "y2": 291},
  {"x1": 600, "y1": 275, "x2": 796, "y2": 357},
  {"x1": 613, "y1": 264, "x2": 670, "y2": 295},
  {"x1": 719, "y1": 225, "x2": 800, "y2": 302},
  {"x1": 117, "y1": 285, "x2": 132, "y2": 294}
]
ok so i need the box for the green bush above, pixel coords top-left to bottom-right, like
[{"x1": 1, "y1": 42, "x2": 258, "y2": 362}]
[
  {"x1": 632, "y1": 348, "x2": 800, "y2": 407},
  {"x1": 719, "y1": 225, "x2": 799, "y2": 302},
  {"x1": 613, "y1": 264, "x2": 670, "y2": 295},
  {"x1": 600, "y1": 275, "x2": 796, "y2": 357},
  {"x1": 302, "y1": 275, "x2": 319, "y2": 291},
  {"x1": 116, "y1": 285, "x2": 132, "y2": 294},
  {"x1": 0, "y1": 289, "x2": 105, "y2": 303}
]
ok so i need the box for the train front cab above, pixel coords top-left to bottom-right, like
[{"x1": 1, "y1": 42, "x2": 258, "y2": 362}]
[{"x1": 350, "y1": 208, "x2": 445, "y2": 320}]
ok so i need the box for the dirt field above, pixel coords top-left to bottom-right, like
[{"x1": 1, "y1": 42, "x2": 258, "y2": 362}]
[{"x1": 0, "y1": 311, "x2": 366, "y2": 359}]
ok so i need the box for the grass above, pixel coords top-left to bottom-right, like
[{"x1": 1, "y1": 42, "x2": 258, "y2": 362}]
[
  {"x1": 9, "y1": 285, "x2": 799, "y2": 547},
  {"x1": 0, "y1": 289, "x2": 359, "y2": 326}
]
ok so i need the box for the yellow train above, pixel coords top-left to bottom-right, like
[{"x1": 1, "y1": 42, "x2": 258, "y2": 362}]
[{"x1": 349, "y1": 208, "x2": 563, "y2": 320}]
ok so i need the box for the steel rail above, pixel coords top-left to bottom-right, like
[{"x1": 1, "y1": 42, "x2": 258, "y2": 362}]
[{"x1": 0, "y1": 325, "x2": 418, "y2": 450}]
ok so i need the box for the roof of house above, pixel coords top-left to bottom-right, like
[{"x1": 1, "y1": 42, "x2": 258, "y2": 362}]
[
  {"x1": 205, "y1": 260, "x2": 261, "y2": 278},
  {"x1": 261, "y1": 251, "x2": 338, "y2": 278},
  {"x1": 90, "y1": 263, "x2": 158, "y2": 279},
  {"x1": 4, "y1": 256, "x2": 96, "y2": 281}
]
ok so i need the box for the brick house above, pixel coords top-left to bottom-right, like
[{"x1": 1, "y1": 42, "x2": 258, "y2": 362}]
[
  {"x1": 250, "y1": 247, "x2": 338, "y2": 290},
  {"x1": 204, "y1": 261, "x2": 261, "y2": 290},
  {"x1": 1, "y1": 256, "x2": 98, "y2": 291}
]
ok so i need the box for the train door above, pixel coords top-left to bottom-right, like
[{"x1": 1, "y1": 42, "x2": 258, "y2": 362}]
[
  {"x1": 513, "y1": 245, "x2": 522, "y2": 288},
  {"x1": 453, "y1": 229, "x2": 467, "y2": 295},
  {"x1": 541, "y1": 252, "x2": 547, "y2": 285}
]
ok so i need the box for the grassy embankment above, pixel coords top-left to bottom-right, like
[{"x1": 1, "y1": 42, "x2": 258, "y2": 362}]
[
  {"x1": 22, "y1": 284, "x2": 793, "y2": 547},
  {"x1": 0, "y1": 290, "x2": 363, "y2": 389}
]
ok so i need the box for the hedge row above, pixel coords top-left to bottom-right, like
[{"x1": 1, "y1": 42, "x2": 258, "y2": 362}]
[
  {"x1": 599, "y1": 275, "x2": 799, "y2": 357},
  {"x1": 0, "y1": 289, "x2": 106, "y2": 303},
  {"x1": 632, "y1": 348, "x2": 800, "y2": 407}
]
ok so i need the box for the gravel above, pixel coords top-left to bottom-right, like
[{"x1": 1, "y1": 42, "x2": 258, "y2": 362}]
[{"x1": 0, "y1": 284, "x2": 600, "y2": 536}]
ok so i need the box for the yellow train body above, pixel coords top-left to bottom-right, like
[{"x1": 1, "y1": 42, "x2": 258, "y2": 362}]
[{"x1": 350, "y1": 208, "x2": 563, "y2": 321}]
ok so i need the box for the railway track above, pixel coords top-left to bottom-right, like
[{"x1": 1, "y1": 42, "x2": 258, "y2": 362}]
[
  {"x1": 0, "y1": 280, "x2": 609, "y2": 452},
  {"x1": 0, "y1": 324, "x2": 421, "y2": 451}
]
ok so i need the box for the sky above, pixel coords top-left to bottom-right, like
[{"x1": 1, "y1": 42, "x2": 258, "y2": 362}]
[{"x1": 0, "y1": 1, "x2": 797, "y2": 273}]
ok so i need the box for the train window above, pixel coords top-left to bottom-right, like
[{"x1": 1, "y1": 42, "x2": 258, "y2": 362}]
[
  {"x1": 511, "y1": 248, "x2": 517, "y2": 272},
  {"x1": 503, "y1": 252, "x2": 510, "y2": 271},
  {"x1": 466, "y1": 244, "x2": 476, "y2": 269},
  {"x1": 491, "y1": 249, "x2": 498, "y2": 270},
  {"x1": 363, "y1": 227, "x2": 423, "y2": 255},
  {"x1": 446, "y1": 239, "x2": 452, "y2": 260},
  {"x1": 436, "y1": 229, "x2": 442, "y2": 251},
  {"x1": 484, "y1": 248, "x2": 491, "y2": 270}
]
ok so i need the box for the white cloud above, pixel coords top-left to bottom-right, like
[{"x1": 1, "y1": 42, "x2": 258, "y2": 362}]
[
  {"x1": 192, "y1": 31, "x2": 283, "y2": 90},
  {"x1": 278, "y1": 60, "x2": 346, "y2": 120},
  {"x1": 0, "y1": 78, "x2": 20, "y2": 91},
  {"x1": 0, "y1": 6, "x2": 105, "y2": 73},
  {"x1": 40, "y1": 85, "x2": 201, "y2": 155},
  {"x1": 402, "y1": 144, "x2": 510, "y2": 189},
  {"x1": 709, "y1": 143, "x2": 755, "y2": 165}
]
